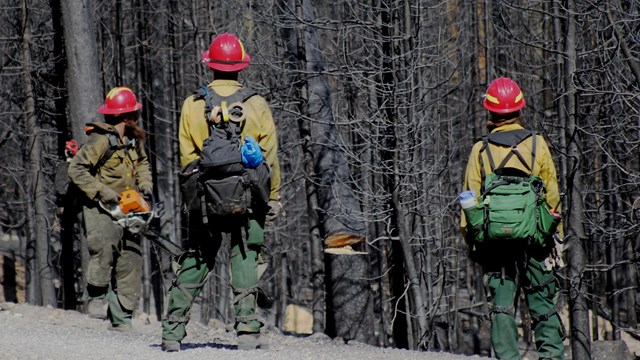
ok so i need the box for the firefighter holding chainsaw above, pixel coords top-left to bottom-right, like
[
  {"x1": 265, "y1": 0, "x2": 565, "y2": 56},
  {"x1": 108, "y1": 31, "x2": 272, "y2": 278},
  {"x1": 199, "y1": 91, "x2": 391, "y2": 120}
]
[
  {"x1": 161, "y1": 33, "x2": 282, "y2": 352},
  {"x1": 68, "y1": 86, "x2": 153, "y2": 331}
]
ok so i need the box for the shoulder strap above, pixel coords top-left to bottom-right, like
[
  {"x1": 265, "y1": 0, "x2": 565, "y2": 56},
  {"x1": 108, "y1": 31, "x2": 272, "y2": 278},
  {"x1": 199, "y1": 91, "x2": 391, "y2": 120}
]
[
  {"x1": 194, "y1": 85, "x2": 256, "y2": 119},
  {"x1": 85, "y1": 123, "x2": 125, "y2": 170},
  {"x1": 478, "y1": 136, "x2": 490, "y2": 178},
  {"x1": 481, "y1": 130, "x2": 536, "y2": 174},
  {"x1": 194, "y1": 85, "x2": 257, "y2": 138},
  {"x1": 96, "y1": 133, "x2": 121, "y2": 169},
  {"x1": 531, "y1": 132, "x2": 537, "y2": 173}
]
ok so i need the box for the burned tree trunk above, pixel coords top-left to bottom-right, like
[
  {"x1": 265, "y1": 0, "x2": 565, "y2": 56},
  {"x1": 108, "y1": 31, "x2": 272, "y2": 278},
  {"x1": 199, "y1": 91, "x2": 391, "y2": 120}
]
[
  {"x1": 561, "y1": 1, "x2": 591, "y2": 358},
  {"x1": 60, "y1": 0, "x2": 102, "y2": 141},
  {"x1": 21, "y1": 0, "x2": 56, "y2": 307},
  {"x1": 294, "y1": 0, "x2": 371, "y2": 340}
]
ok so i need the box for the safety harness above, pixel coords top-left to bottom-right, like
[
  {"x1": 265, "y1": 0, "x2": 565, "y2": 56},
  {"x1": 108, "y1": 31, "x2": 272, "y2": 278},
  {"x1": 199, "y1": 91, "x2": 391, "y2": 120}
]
[{"x1": 478, "y1": 129, "x2": 536, "y2": 193}]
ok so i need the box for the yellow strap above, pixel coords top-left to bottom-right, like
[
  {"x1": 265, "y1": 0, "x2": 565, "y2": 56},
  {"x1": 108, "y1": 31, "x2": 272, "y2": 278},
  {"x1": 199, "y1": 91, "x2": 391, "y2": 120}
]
[{"x1": 221, "y1": 100, "x2": 230, "y2": 122}]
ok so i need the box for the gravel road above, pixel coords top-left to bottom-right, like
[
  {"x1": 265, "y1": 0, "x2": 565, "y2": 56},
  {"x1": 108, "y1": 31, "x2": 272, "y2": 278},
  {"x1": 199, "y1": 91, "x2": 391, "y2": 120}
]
[{"x1": 0, "y1": 302, "x2": 480, "y2": 360}]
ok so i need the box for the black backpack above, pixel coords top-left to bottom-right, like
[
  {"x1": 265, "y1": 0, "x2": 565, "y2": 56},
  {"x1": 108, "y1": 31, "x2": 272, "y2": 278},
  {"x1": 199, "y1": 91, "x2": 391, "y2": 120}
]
[
  {"x1": 54, "y1": 161, "x2": 76, "y2": 207},
  {"x1": 192, "y1": 86, "x2": 271, "y2": 224}
]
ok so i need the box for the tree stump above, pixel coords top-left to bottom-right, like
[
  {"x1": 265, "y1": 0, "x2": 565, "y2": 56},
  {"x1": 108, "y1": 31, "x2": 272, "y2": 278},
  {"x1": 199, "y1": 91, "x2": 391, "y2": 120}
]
[
  {"x1": 325, "y1": 251, "x2": 375, "y2": 345},
  {"x1": 591, "y1": 340, "x2": 633, "y2": 360}
]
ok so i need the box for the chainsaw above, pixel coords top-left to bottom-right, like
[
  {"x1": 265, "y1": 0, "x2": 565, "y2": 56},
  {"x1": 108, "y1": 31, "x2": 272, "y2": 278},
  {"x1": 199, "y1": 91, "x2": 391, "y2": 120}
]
[
  {"x1": 99, "y1": 189, "x2": 187, "y2": 257},
  {"x1": 100, "y1": 189, "x2": 163, "y2": 235}
]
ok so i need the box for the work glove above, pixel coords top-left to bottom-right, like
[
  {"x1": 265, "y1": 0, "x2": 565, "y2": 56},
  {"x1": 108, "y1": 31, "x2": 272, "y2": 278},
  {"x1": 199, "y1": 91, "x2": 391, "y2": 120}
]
[
  {"x1": 544, "y1": 232, "x2": 567, "y2": 271},
  {"x1": 208, "y1": 105, "x2": 222, "y2": 125},
  {"x1": 139, "y1": 186, "x2": 153, "y2": 202},
  {"x1": 265, "y1": 200, "x2": 284, "y2": 222},
  {"x1": 97, "y1": 186, "x2": 120, "y2": 205}
]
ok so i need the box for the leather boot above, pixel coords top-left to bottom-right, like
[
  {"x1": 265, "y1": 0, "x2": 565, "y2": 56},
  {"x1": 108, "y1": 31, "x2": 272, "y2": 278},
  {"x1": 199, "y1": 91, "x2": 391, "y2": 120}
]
[
  {"x1": 161, "y1": 339, "x2": 181, "y2": 352},
  {"x1": 237, "y1": 332, "x2": 267, "y2": 350},
  {"x1": 86, "y1": 298, "x2": 108, "y2": 320}
]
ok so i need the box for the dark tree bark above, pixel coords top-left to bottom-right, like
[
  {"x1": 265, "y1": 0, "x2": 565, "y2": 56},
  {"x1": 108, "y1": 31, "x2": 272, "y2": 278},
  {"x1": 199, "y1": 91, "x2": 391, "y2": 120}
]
[
  {"x1": 60, "y1": 0, "x2": 102, "y2": 141},
  {"x1": 21, "y1": 0, "x2": 56, "y2": 307},
  {"x1": 297, "y1": 0, "x2": 372, "y2": 337},
  {"x1": 605, "y1": 4, "x2": 640, "y2": 86},
  {"x1": 563, "y1": 0, "x2": 591, "y2": 358},
  {"x1": 300, "y1": 0, "x2": 366, "y2": 246},
  {"x1": 293, "y1": 0, "x2": 326, "y2": 332}
]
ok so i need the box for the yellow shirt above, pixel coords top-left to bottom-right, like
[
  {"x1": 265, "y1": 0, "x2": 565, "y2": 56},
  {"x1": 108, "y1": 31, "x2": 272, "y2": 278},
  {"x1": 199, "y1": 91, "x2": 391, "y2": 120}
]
[
  {"x1": 178, "y1": 79, "x2": 281, "y2": 201},
  {"x1": 461, "y1": 123, "x2": 562, "y2": 240}
]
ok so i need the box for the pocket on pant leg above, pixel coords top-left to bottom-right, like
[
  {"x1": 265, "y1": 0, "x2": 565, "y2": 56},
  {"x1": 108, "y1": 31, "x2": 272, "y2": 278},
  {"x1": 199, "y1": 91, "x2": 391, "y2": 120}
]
[
  {"x1": 83, "y1": 206, "x2": 122, "y2": 286},
  {"x1": 114, "y1": 241, "x2": 143, "y2": 311},
  {"x1": 246, "y1": 218, "x2": 264, "y2": 246},
  {"x1": 83, "y1": 206, "x2": 122, "y2": 253}
]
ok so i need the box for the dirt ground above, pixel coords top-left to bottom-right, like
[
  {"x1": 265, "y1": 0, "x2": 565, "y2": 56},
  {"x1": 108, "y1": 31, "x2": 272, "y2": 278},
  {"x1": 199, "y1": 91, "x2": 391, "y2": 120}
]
[{"x1": 0, "y1": 301, "x2": 481, "y2": 360}]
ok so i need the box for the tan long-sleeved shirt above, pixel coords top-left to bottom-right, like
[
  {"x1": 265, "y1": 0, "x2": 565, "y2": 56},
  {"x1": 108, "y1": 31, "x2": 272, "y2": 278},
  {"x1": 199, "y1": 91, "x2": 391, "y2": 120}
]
[{"x1": 68, "y1": 122, "x2": 152, "y2": 201}]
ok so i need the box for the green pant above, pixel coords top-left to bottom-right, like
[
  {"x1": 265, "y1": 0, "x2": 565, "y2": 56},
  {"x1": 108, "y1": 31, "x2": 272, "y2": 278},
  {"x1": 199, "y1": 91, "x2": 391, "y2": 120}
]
[
  {"x1": 162, "y1": 216, "x2": 264, "y2": 342},
  {"x1": 483, "y1": 254, "x2": 564, "y2": 360},
  {"x1": 83, "y1": 204, "x2": 142, "y2": 319}
]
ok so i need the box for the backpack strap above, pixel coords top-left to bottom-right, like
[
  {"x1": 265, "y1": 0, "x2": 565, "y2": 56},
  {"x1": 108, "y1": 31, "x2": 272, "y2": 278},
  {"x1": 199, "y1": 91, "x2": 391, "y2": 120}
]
[
  {"x1": 482, "y1": 129, "x2": 536, "y2": 174},
  {"x1": 478, "y1": 136, "x2": 491, "y2": 193},
  {"x1": 193, "y1": 85, "x2": 257, "y2": 128},
  {"x1": 531, "y1": 132, "x2": 537, "y2": 173},
  {"x1": 85, "y1": 123, "x2": 126, "y2": 170},
  {"x1": 96, "y1": 133, "x2": 121, "y2": 169}
]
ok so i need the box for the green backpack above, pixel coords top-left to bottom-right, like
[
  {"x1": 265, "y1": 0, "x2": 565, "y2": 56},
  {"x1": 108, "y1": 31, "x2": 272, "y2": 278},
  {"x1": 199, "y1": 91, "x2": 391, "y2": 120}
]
[{"x1": 464, "y1": 130, "x2": 560, "y2": 247}]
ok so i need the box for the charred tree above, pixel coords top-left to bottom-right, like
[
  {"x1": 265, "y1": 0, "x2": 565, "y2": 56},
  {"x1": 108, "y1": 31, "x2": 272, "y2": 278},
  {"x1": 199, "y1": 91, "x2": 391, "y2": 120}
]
[
  {"x1": 60, "y1": 0, "x2": 102, "y2": 141},
  {"x1": 294, "y1": 0, "x2": 371, "y2": 340},
  {"x1": 562, "y1": 0, "x2": 590, "y2": 358},
  {"x1": 20, "y1": 0, "x2": 56, "y2": 306}
]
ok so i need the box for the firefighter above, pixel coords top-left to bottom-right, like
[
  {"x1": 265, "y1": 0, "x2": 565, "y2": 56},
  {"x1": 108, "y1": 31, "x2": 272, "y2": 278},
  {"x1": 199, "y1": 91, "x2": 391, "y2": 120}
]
[
  {"x1": 54, "y1": 139, "x2": 83, "y2": 309},
  {"x1": 54, "y1": 140, "x2": 80, "y2": 213},
  {"x1": 68, "y1": 87, "x2": 153, "y2": 331},
  {"x1": 161, "y1": 33, "x2": 282, "y2": 352},
  {"x1": 461, "y1": 78, "x2": 565, "y2": 359}
]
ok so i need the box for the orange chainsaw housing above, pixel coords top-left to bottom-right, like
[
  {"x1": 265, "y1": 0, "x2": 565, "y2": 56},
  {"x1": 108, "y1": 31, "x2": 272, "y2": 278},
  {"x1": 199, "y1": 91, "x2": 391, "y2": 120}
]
[{"x1": 119, "y1": 189, "x2": 150, "y2": 214}]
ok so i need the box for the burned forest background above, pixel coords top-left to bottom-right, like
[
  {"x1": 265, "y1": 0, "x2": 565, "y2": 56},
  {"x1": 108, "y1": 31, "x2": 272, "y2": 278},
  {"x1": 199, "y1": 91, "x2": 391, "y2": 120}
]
[{"x1": 1, "y1": 0, "x2": 639, "y2": 358}]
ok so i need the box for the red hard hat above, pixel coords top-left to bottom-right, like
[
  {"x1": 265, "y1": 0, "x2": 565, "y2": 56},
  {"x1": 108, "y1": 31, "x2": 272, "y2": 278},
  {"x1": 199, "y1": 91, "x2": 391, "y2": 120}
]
[
  {"x1": 482, "y1": 77, "x2": 526, "y2": 114},
  {"x1": 201, "y1": 33, "x2": 250, "y2": 72},
  {"x1": 65, "y1": 140, "x2": 79, "y2": 157},
  {"x1": 98, "y1": 87, "x2": 143, "y2": 115}
]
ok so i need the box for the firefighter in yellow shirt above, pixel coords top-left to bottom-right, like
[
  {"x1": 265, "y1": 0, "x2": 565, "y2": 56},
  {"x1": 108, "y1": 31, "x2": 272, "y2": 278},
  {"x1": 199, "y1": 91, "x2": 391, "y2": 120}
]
[
  {"x1": 461, "y1": 78, "x2": 565, "y2": 359},
  {"x1": 161, "y1": 33, "x2": 282, "y2": 352}
]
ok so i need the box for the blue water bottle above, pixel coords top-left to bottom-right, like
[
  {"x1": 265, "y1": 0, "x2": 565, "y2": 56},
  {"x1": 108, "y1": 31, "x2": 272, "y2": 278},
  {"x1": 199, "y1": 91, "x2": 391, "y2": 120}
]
[{"x1": 459, "y1": 190, "x2": 477, "y2": 209}]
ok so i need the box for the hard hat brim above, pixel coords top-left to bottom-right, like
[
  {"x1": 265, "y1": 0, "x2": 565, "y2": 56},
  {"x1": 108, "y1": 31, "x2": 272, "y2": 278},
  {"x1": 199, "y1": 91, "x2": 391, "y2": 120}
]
[
  {"x1": 97, "y1": 103, "x2": 143, "y2": 115},
  {"x1": 482, "y1": 99, "x2": 526, "y2": 114},
  {"x1": 201, "y1": 50, "x2": 250, "y2": 72}
]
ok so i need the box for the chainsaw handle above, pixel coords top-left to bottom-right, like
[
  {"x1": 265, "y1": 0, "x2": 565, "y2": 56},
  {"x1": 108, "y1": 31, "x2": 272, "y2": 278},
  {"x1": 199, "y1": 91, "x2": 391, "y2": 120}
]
[
  {"x1": 155, "y1": 201, "x2": 165, "y2": 219},
  {"x1": 143, "y1": 191, "x2": 163, "y2": 219},
  {"x1": 98, "y1": 201, "x2": 125, "y2": 220}
]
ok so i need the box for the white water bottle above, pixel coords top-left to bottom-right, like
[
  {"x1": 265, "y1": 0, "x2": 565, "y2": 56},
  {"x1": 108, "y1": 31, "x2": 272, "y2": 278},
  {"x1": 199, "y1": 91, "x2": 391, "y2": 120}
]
[{"x1": 459, "y1": 190, "x2": 477, "y2": 209}]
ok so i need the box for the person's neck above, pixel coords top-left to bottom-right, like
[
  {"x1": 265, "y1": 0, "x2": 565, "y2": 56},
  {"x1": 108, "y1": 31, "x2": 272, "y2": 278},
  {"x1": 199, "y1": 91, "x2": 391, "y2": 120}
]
[{"x1": 213, "y1": 70, "x2": 239, "y2": 81}]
